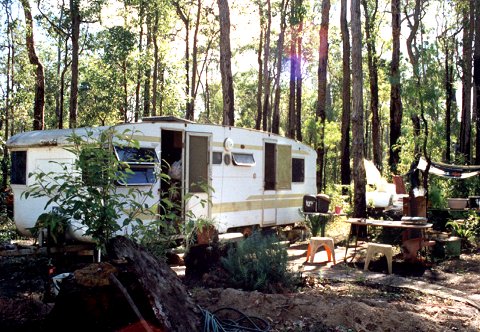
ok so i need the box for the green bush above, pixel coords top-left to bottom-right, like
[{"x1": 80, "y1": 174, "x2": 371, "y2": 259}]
[{"x1": 221, "y1": 232, "x2": 299, "y2": 293}]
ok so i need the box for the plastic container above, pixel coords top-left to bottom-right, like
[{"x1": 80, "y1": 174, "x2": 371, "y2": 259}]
[
  {"x1": 303, "y1": 195, "x2": 317, "y2": 213},
  {"x1": 316, "y1": 194, "x2": 330, "y2": 213},
  {"x1": 447, "y1": 198, "x2": 468, "y2": 210}
]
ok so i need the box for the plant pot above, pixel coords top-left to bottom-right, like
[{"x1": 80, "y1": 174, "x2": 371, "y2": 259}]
[
  {"x1": 334, "y1": 206, "x2": 342, "y2": 215},
  {"x1": 196, "y1": 225, "x2": 216, "y2": 245}
]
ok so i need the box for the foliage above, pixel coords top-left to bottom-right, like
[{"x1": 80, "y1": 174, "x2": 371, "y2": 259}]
[
  {"x1": 221, "y1": 231, "x2": 299, "y2": 293},
  {"x1": 30, "y1": 211, "x2": 69, "y2": 245},
  {"x1": 23, "y1": 128, "x2": 157, "y2": 252},
  {"x1": 446, "y1": 212, "x2": 480, "y2": 247},
  {"x1": 184, "y1": 216, "x2": 217, "y2": 247}
]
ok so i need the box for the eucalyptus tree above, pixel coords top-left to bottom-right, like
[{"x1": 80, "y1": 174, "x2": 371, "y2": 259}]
[
  {"x1": 389, "y1": 0, "x2": 402, "y2": 172},
  {"x1": 459, "y1": 0, "x2": 474, "y2": 162},
  {"x1": 339, "y1": 0, "x2": 351, "y2": 193},
  {"x1": 217, "y1": 0, "x2": 234, "y2": 126},
  {"x1": 351, "y1": 0, "x2": 366, "y2": 218},
  {"x1": 20, "y1": 0, "x2": 45, "y2": 131},
  {"x1": 316, "y1": 0, "x2": 330, "y2": 191},
  {"x1": 474, "y1": 0, "x2": 480, "y2": 163}
]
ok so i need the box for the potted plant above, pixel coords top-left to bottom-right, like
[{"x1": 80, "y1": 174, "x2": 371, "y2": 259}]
[{"x1": 185, "y1": 217, "x2": 217, "y2": 246}]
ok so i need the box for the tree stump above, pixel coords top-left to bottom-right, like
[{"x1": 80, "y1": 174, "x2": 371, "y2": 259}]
[{"x1": 46, "y1": 236, "x2": 200, "y2": 331}]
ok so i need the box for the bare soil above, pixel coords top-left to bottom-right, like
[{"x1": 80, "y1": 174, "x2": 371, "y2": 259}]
[{"x1": 1, "y1": 243, "x2": 480, "y2": 332}]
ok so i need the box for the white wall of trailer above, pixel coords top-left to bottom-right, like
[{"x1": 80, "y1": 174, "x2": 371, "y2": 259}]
[{"x1": 8, "y1": 120, "x2": 317, "y2": 241}]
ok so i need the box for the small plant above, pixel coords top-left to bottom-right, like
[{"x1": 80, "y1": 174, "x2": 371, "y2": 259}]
[
  {"x1": 30, "y1": 211, "x2": 69, "y2": 245},
  {"x1": 446, "y1": 212, "x2": 480, "y2": 248},
  {"x1": 184, "y1": 216, "x2": 217, "y2": 247},
  {"x1": 221, "y1": 231, "x2": 300, "y2": 293}
]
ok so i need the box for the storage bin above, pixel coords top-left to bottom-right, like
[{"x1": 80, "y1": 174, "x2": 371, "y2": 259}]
[
  {"x1": 447, "y1": 198, "x2": 468, "y2": 210},
  {"x1": 303, "y1": 195, "x2": 317, "y2": 213},
  {"x1": 316, "y1": 194, "x2": 330, "y2": 213}
]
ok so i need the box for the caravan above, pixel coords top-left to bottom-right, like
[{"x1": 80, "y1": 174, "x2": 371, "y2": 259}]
[{"x1": 6, "y1": 117, "x2": 317, "y2": 242}]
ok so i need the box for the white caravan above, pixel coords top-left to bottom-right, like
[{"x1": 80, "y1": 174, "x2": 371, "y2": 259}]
[{"x1": 6, "y1": 117, "x2": 317, "y2": 242}]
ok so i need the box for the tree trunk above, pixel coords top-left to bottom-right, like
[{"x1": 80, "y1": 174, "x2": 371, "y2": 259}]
[
  {"x1": 262, "y1": 0, "x2": 272, "y2": 132},
  {"x1": 362, "y1": 0, "x2": 380, "y2": 172},
  {"x1": 21, "y1": 0, "x2": 45, "y2": 131},
  {"x1": 69, "y1": 0, "x2": 80, "y2": 128},
  {"x1": 143, "y1": 19, "x2": 152, "y2": 118},
  {"x1": 287, "y1": 1, "x2": 297, "y2": 139},
  {"x1": 316, "y1": 0, "x2": 330, "y2": 192},
  {"x1": 152, "y1": 8, "x2": 159, "y2": 117},
  {"x1": 272, "y1": 0, "x2": 287, "y2": 135},
  {"x1": 217, "y1": 0, "x2": 235, "y2": 126},
  {"x1": 185, "y1": 0, "x2": 202, "y2": 121},
  {"x1": 295, "y1": 17, "x2": 303, "y2": 141},
  {"x1": 134, "y1": 0, "x2": 144, "y2": 122},
  {"x1": 460, "y1": 1, "x2": 473, "y2": 162},
  {"x1": 2, "y1": 3, "x2": 13, "y2": 188},
  {"x1": 351, "y1": 0, "x2": 366, "y2": 218},
  {"x1": 340, "y1": 0, "x2": 351, "y2": 192},
  {"x1": 389, "y1": 0, "x2": 402, "y2": 172},
  {"x1": 255, "y1": 8, "x2": 264, "y2": 131},
  {"x1": 475, "y1": 0, "x2": 480, "y2": 163},
  {"x1": 445, "y1": 40, "x2": 453, "y2": 163}
]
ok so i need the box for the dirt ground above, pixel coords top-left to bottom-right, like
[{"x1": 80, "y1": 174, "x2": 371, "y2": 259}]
[{"x1": 1, "y1": 242, "x2": 480, "y2": 332}]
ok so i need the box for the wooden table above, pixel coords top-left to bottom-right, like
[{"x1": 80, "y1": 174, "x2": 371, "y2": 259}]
[{"x1": 344, "y1": 218, "x2": 433, "y2": 262}]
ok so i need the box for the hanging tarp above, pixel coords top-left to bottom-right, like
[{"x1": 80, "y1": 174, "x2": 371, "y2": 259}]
[{"x1": 417, "y1": 157, "x2": 480, "y2": 179}]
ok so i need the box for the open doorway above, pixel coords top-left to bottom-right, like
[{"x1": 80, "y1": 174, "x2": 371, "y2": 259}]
[{"x1": 161, "y1": 130, "x2": 183, "y2": 221}]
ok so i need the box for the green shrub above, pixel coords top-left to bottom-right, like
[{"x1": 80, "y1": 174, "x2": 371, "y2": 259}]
[{"x1": 221, "y1": 232, "x2": 299, "y2": 293}]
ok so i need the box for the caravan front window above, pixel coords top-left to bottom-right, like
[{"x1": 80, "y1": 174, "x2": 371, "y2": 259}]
[
  {"x1": 11, "y1": 151, "x2": 27, "y2": 185},
  {"x1": 114, "y1": 146, "x2": 159, "y2": 185}
]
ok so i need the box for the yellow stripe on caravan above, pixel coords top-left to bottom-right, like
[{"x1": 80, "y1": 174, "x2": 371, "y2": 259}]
[
  {"x1": 130, "y1": 135, "x2": 159, "y2": 143},
  {"x1": 212, "y1": 195, "x2": 303, "y2": 214}
]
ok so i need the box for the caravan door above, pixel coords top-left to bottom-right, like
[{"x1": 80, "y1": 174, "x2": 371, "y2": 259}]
[
  {"x1": 263, "y1": 141, "x2": 292, "y2": 227},
  {"x1": 185, "y1": 133, "x2": 211, "y2": 220}
]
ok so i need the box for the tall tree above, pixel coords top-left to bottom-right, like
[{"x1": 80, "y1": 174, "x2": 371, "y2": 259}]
[
  {"x1": 262, "y1": 0, "x2": 272, "y2": 132},
  {"x1": 217, "y1": 0, "x2": 234, "y2": 126},
  {"x1": 362, "y1": 0, "x2": 381, "y2": 171},
  {"x1": 351, "y1": 0, "x2": 366, "y2": 218},
  {"x1": 21, "y1": 0, "x2": 45, "y2": 130},
  {"x1": 389, "y1": 0, "x2": 402, "y2": 172},
  {"x1": 272, "y1": 0, "x2": 288, "y2": 134},
  {"x1": 340, "y1": 0, "x2": 351, "y2": 192},
  {"x1": 459, "y1": 0, "x2": 474, "y2": 162},
  {"x1": 69, "y1": 0, "x2": 80, "y2": 128},
  {"x1": 287, "y1": 0, "x2": 298, "y2": 138},
  {"x1": 316, "y1": 0, "x2": 330, "y2": 191},
  {"x1": 295, "y1": 0, "x2": 303, "y2": 140},
  {"x1": 475, "y1": 0, "x2": 480, "y2": 163},
  {"x1": 255, "y1": 2, "x2": 264, "y2": 130}
]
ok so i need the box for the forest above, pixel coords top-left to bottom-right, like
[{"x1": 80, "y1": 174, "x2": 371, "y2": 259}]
[{"x1": 1, "y1": 0, "x2": 480, "y2": 212}]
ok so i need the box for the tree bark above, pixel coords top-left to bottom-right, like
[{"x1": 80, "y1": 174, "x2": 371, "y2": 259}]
[
  {"x1": 272, "y1": 0, "x2": 287, "y2": 134},
  {"x1": 134, "y1": 0, "x2": 144, "y2": 122},
  {"x1": 316, "y1": 0, "x2": 330, "y2": 191},
  {"x1": 475, "y1": 0, "x2": 480, "y2": 163},
  {"x1": 389, "y1": 0, "x2": 402, "y2": 172},
  {"x1": 21, "y1": 0, "x2": 45, "y2": 131},
  {"x1": 287, "y1": 1, "x2": 297, "y2": 139},
  {"x1": 362, "y1": 0, "x2": 381, "y2": 172},
  {"x1": 217, "y1": 0, "x2": 235, "y2": 126},
  {"x1": 295, "y1": 16, "x2": 303, "y2": 140},
  {"x1": 69, "y1": 0, "x2": 80, "y2": 128},
  {"x1": 262, "y1": 0, "x2": 272, "y2": 132},
  {"x1": 255, "y1": 5, "x2": 264, "y2": 131},
  {"x1": 340, "y1": 0, "x2": 351, "y2": 192},
  {"x1": 351, "y1": 0, "x2": 366, "y2": 218},
  {"x1": 460, "y1": 1, "x2": 473, "y2": 162}
]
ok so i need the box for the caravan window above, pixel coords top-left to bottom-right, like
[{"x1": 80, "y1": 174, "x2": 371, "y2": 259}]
[
  {"x1": 232, "y1": 153, "x2": 255, "y2": 166},
  {"x1": 212, "y1": 152, "x2": 223, "y2": 165},
  {"x1": 292, "y1": 158, "x2": 305, "y2": 182},
  {"x1": 11, "y1": 151, "x2": 27, "y2": 185},
  {"x1": 114, "y1": 146, "x2": 158, "y2": 185}
]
